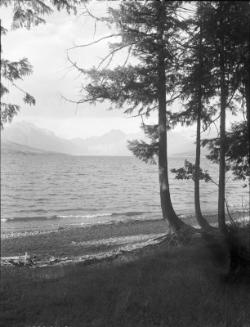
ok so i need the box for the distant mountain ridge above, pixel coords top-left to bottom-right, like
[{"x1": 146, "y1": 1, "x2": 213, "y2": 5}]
[
  {"x1": 2, "y1": 140, "x2": 50, "y2": 154},
  {"x1": 1, "y1": 121, "x2": 196, "y2": 156}
]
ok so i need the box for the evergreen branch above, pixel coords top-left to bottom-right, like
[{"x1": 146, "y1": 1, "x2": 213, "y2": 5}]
[
  {"x1": 61, "y1": 93, "x2": 102, "y2": 105},
  {"x1": 67, "y1": 34, "x2": 121, "y2": 51},
  {"x1": 66, "y1": 50, "x2": 85, "y2": 73},
  {"x1": 122, "y1": 45, "x2": 133, "y2": 67},
  {"x1": 12, "y1": 82, "x2": 29, "y2": 96},
  {"x1": 12, "y1": 82, "x2": 35, "y2": 105},
  {"x1": 97, "y1": 44, "x2": 130, "y2": 70},
  {"x1": 81, "y1": 2, "x2": 111, "y2": 23}
]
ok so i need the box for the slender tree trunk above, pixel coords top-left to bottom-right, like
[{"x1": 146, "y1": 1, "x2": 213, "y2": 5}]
[
  {"x1": 246, "y1": 80, "x2": 250, "y2": 167},
  {"x1": 157, "y1": 1, "x2": 186, "y2": 231},
  {"x1": 218, "y1": 25, "x2": 227, "y2": 233},
  {"x1": 245, "y1": 62, "x2": 250, "y2": 192},
  {"x1": 195, "y1": 96, "x2": 212, "y2": 230},
  {"x1": 194, "y1": 18, "x2": 212, "y2": 230},
  {"x1": 245, "y1": 23, "x2": 250, "y2": 172}
]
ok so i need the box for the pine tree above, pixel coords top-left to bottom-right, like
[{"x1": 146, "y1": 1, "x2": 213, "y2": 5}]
[
  {"x1": 171, "y1": 2, "x2": 216, "y2": 230},
  {"x1": 217, "y1": 2, "x2": 228, "y2": 233},
  {"x1": 229, "y1": 1, "x2": 250, "y2": 181},
  {"x1": 73, "y1": 1, "x2": 190, "y2": 231},
  {"x1": 199, "y1": 2, "x2": 241, "y2": 232}
]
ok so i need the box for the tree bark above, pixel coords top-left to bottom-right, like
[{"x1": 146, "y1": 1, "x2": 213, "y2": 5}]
[
  {"x1": 244, "y1": 55, "x2": 250, "y2": 192},
  {"x1": 157, "y1": 1, "x2": 186, "y2": 231},
  {"x1": 245, "y1": 21, "x2": 250, "y2": 172},
  {"x1": 246, "y1": 80, "x2": 250, "y2": 167},
  {"x1": 194, "y1": 17, "x2": 212, "y2": 230},
  {"x1": 195, "y1": 96, "x2": 212, "y2": 230},
  {"x1": 218, "y1": 15, "x2": 227, "y2": 233}
]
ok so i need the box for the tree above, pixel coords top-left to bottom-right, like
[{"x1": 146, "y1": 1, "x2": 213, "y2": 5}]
[
  {"x1": 170, "y1": 2, "x2": 216, "y2": 230},
  {"x1": 217, "y1": 2, "x2": 229, "y2": 233},
  {"x1": 170, "y1": 2, "x2": 249, "y2": 233},
  {"x1": 229, "y1": 1, "x2": 250, "y2": 171},
  {"x1": 228, "y1": 1, "x2": 250, "y2": 181},
  {"x1": 198, "y1": 2, "x2": 242, "y2": 232},
  {"x1": 0, "y1": 0, "x2": 81, "y2": 128},
  {"x1": 71, "y1": 1, "x2": 190, "y2": 231}
]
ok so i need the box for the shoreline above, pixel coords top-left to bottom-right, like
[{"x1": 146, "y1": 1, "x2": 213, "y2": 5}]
[
  {"x1": 1, "y1": 219, "x2": 170, "y2": 258},
  {"x1": 1, "y1": 211, "x2": 249, "y2": 269},
  {"x1": 1, "y1": 233, "x2": 167, "y2": 269},
  {"x1": 1, "y1": 209, "x2": 249, "y2": 240},
  {"x1": 1, "y1": 217, "x2": 165, "y2": 240}
]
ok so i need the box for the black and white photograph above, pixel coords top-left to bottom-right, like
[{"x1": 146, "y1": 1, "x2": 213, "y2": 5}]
[{"x1": 1, "y1": 1, "x2": 250, "y2": 326}]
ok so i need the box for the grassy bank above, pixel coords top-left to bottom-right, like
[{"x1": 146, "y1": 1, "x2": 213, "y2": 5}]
[{"x1": 1, "y1": 237, "x2": 250, "y2": 327}]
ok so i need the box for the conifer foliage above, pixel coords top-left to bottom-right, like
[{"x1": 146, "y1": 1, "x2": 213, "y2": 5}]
[
  {"x1": 2, "y1": 1, "x2": 249, "y2": 238},
  {"x1": 76, "y1": 1, "x2": 189, "y2": 230},
  {"x1": 68, "y1": 1, "x2": 249, "y2": 234}
]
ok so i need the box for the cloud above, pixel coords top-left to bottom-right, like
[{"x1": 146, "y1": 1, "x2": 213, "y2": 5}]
[
  {"x1": 2, "y1": 2, "x2": 238, "y2": 141},
  {"x1": 1, "y1": 3, "x2": 128, "y2": 131}
]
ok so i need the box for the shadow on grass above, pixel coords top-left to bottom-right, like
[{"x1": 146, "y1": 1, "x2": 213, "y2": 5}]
[{"x1": 1, "y1": 238, "x2": 250, "y2": 327}]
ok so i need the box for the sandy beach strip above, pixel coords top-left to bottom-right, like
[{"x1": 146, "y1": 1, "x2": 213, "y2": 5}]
[
  {"x1": 1, "y1": 211, "x2": 248, "y2": 268},
  {"x1": 1, "y1": 219, "x2": 170, "y2": 259}
]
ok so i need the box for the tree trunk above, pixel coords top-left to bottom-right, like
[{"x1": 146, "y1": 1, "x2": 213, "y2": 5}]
[
  {"x1": 195, "y1": 97, "x2": 212, "y2": 230},
  {"x1": 218, "y1": 20, "x2": 227, "y2": 233},
  {"x1": 157, "y1": 1, "x2": 186, "y2": 232},
  {"x1": 194, "y1": 17, "x2": 212, "y2": 230},
  {"x1": 245, "y1": 22, "x2": 250, "y2": 171},
  {"x1": 245, "y1": 61, "x2": 250, "y2": 192},
  {"x1": 246, "y1": 79, "x2": 250, "y2": 167}
]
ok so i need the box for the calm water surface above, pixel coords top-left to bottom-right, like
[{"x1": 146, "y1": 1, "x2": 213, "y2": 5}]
[{"x1": 1, "y1": 153, "x2": 249, "y2": 234}]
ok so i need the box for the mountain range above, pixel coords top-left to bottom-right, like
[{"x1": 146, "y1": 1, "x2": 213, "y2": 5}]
[{"x1": 1, "y1": 121, "x2": 196, "y2": 156}]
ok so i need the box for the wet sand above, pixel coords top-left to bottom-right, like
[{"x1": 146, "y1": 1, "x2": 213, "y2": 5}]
[
  {"x1": 1, "y1": 211, "x2": 249, "y2": 268},
  {"x1": 1, "y1": 219, "x2": 170, "y2": 265}
]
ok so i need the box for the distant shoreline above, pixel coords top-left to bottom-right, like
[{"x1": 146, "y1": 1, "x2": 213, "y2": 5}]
[{"x1": 2, "y1": 141, "x2": 199, "y2": 158}]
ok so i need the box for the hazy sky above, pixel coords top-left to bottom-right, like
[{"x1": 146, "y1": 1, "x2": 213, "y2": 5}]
[
  {"x1": 1, "y1": 1, "x2": 146, "y2": 138},
  {"x1": 1, "y1": 1, "x2": 242, "y2": 140}
]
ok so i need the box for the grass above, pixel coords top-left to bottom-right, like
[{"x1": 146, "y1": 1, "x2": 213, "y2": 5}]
[{"x1": 1, "y1": 237, "x2": 250, "y2": 327}]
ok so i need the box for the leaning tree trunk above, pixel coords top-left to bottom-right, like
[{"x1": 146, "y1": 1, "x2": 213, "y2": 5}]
[
  {"x1": 195, "y1": 94, "x2": 212, "y2": 230},
  {"x1": 157, "y1": 1, "x2": 187, "y2": 232},
  {"x1": 195, "y1": 18, "x2": 213, "y2": 231},
  {"x1": 218, "y1": 28, "x2": 227, "y2": 233}
]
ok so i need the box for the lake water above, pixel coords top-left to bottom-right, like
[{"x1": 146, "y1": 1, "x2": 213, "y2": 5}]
[{"x1": 1, "y1": 152, "x2": 249, "y2": 235}]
